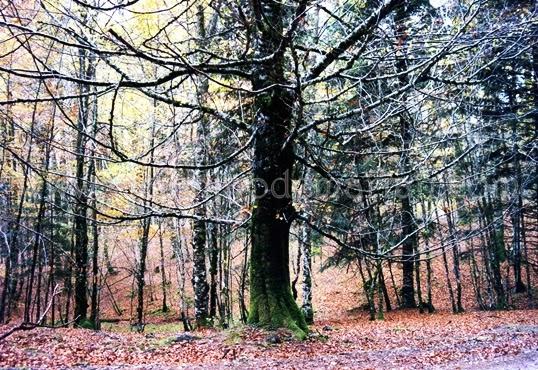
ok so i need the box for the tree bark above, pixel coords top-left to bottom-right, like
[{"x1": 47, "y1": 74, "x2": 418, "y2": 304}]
[
  {"x1": 73, "y1": 44, "x2": 94, "y2": 325},
  {"x1": 89, "y1": 87, "x2": 100, "y2": 329},
  {"x1": 395, "y1": 5, "x2": 416, "y2": 309},
  {"x1": 0, "y1": 82, "x2": 41, "y2": 322},
  {"x1": 445, "y1": 199, "x2": 464, "y2": 313},
  {"x1": 135, "y1": 96, "x2": 157, "y2": 329},
  {"x1": 158, "y1": 223, "x2": 168, "y2": 313},
  {"x1": 300, "y1": 225, "x2": 313, "y2": 324},
  {"x1": 191, "y1": 5, "x2": 211, "y2": 327},
  {"x1": 247, "y1": 0, "x2": 307, "y2": 337},
  {"x1": 24, "y1": 141, "x2": 51, "y2": 322},
  {"x1": 135, "y1": 217, "x2": 151, "y2": 329}
]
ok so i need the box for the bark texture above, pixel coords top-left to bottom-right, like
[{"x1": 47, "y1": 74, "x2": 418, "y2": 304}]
[{"x1": 247, "y1": 0, "x2": 307, "y2": 337}]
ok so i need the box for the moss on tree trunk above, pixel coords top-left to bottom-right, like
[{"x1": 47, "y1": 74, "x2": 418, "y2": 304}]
[
  {"x1": 248, "y1": 201, "x2": 308, "y2": 338},
  {"x1": 246, "y1": 0, "x2": 308, "y2": 339}
]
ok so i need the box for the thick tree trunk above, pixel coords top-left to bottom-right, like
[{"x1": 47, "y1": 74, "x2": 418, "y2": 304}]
[
  {"x1": 247, "y1": 0, "x2": 307, "y2": 338},
  {"x1": 249, "y1": 183, "x2": 307, "y2": 336}
]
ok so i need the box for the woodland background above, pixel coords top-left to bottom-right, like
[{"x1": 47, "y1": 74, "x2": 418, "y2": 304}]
[{"x1": 0, "y1": 0, "x2": 537, "y2": 366}]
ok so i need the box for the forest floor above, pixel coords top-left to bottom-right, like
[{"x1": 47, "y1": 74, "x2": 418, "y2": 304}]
[
  {"x1": 2, "y1": 249, "x2": 538, "y2": 369},
  {"x1": 1, "y1": 309, "x2": 538, "y2": 369}
]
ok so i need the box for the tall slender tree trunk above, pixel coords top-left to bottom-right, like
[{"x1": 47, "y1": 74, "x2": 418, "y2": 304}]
[
  {"x1": 73, "y1": 44, "x2": 94, "y2": 325},
  {"x1": 400, "y1": 191, "x2": 417, "y2": 308},
  {"x1": 172, "y1": 219, "x2": 191, "y2": 331},
  {"x1": 531, "y1": 28, "x2": 538, "y2": 297},
  {"x1": 395, "y1": 5, "x2": 416, "y2": 309},
  {"x1": 414, "y1": 241, "x2": 424, "y2": 313},
  {"x1": 89, "y1": 85, "x2": 100, "y2": 329},
  {"x1": 1, "y1": 79, "x2": 46, "y2": 322},
  {"x1": 477, "y1": 211, "x2": 495, "y2": 308},
  {"x1": 47, "y1": 195, "x2": 57, "y2": 325},
  {"x1": 89, "y1": 181, "x2": 100, "y2": 327},
  {"x1": 158, "y1": 223, "x2": 168, "y2": 313},
  {"x1": 521, "y1": 214, "x2": 532, "y2": 299},
  {"x1": 357, "y1": 258, "x2": 376, "y2": 321},
  {"x1": 379, "y1": 268, "x2": 392, "y2": 312},
  {"x1": 469, "y1": 236, "x2": 485, "y2": 309},
  {"x1": 387, "y1": 261, "x2": 401, "y2": 307},
  {"x1": 65, "y1": 229, "x2": 75, "y2": 324},
  {"x1": 509, "y1": 92, "x2": 525, "y2": 293},
  {"x1": 34, "y1": 255, "x2": 43, "y2": 322},
  {"x1": 135, "y1": 97, "x2": 157, "y2": 329},
  {"x1": 300, "y1": 225, "x2": 313, "y2": 324},
  {"x1": 434, "y1": 206, "x2": 456, "y2": 312},
  {"x1": 135, "y1": 217, "x2": 151, "y2": 329},
  {"x1": 445, "y1": 199, "x2": 464, "y2": 313},
  {"x1": 512, "y1": 193, "x2": 525, "y2": 293},
  {"x1": 1, "y1": 91, "x2": 40, "y2": 322},
  {"x1": 479, "y1": 194, "x2": 506, "y2": 309},
  {"x1": 238, "y1": 229, "x2": 248, "y2": 324},
  {"x1": 191, "y1": 5, "x2": 211, "y2": 327},
  {"x1": 208, "y1": 224, "x2": 219, "y2": 319},
  {"x1": 376, "y1": 262, "x2": 385, "y2": 320},
  {"x1": 24, "y1": 136, "x2": 52, "y2": 322},
  {"x1": 424, "y1": 239, "x2": 434, "y2": 312}
]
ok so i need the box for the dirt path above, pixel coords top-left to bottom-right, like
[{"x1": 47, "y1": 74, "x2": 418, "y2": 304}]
[
  {"x1": 178, "y1": 324, "x2": 538, "y2": 369},
  {"x1": 451, "y1": 350, "x2": 538, "y2": 370}
]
